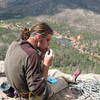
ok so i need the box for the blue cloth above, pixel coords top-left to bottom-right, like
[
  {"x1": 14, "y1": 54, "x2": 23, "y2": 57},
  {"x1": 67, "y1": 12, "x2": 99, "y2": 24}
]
[{"x1": 47, "y1": 76, "x2": 58, "y2": 84}]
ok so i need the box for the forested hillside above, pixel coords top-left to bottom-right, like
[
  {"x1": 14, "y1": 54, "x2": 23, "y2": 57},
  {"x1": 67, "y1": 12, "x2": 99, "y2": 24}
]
[
  {"x1": 0, "y1": 18, "x2": 100, "y2": 73},
  {"x1": 0, "y1": 0, "x2": 100, "y2": 73}
]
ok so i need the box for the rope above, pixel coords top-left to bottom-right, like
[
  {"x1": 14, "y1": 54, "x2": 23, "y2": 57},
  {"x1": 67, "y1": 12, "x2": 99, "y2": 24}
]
[
  {"x1": 18, "y1": 92, "x2": 41, "y2": 100},
  {"x1": 69, "y1": 79, "x2": 100, "y2": 100},
  {"x1": 28, "y1": 92, "x2": 32, "y2": 100},
  {"x1": 16, "y1": 91, "x2": 32, "y2": 100}
]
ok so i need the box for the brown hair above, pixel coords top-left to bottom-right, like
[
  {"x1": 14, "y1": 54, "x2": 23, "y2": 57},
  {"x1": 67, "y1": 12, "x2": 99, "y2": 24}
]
[{"x1": 21, "y1": 22, "x2": 53, "y2": 40}]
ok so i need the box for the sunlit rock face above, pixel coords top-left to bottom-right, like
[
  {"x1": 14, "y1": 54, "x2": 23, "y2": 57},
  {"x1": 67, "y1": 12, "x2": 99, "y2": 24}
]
[{"x1": 0, "y1": 61, "x2": 5, "y2": 73}]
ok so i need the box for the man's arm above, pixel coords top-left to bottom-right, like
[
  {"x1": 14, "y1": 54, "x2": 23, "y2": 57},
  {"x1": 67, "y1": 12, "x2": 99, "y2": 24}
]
[
  {"x1": 26, "y1": 53, "x2": 46, "y2": 96},
  {"x1": 42, "y1": 49, "x2": 54, "y2": 80},
  {"x1": 42, "y1": 64, "x2": 49, "y2": 80}
]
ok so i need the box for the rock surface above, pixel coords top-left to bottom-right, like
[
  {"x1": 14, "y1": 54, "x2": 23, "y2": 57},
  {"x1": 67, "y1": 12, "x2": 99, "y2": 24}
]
[{"x1": 0, "y1": 61, "x2": 100, "y2": 100}]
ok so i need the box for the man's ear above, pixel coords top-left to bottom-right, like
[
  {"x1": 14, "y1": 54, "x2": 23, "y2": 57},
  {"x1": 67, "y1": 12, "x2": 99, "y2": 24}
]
[
  {"x1": 36, "y1": 36, "x2": 42, "y2": 43},
  {"x1": 35, "y1": 34, "x2": 42, "y2": 39}
]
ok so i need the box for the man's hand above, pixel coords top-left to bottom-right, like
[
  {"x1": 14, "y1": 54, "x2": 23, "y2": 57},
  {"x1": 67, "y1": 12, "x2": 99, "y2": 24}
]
[
  {"x1": 43, "y1": 49, "x2": 54, "y2": 67},
  {"x1": 43, "y1": 49, "x2": 54, "y2": 79}
]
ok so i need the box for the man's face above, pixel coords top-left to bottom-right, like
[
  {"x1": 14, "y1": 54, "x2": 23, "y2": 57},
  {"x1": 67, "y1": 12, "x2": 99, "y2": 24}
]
[{"x1": 37, "y1": 34, "x2": 52, "y2": 53}]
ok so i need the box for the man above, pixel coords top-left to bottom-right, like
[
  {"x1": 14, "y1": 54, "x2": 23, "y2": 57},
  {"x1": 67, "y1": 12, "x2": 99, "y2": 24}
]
[{"x1": 4, "y1": 22, "x2": 80, "y2": 100}]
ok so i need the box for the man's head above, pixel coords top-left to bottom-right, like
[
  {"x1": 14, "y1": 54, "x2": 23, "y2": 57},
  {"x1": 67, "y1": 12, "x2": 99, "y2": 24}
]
[{"x1": 21, "y1": 22, "x2": 53, "y2": 53}]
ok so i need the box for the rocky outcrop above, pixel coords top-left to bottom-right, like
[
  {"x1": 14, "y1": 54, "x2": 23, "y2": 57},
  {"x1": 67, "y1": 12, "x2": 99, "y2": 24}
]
[{"x1": 0, "y1": 61, "x2": 100, "y2": 100}]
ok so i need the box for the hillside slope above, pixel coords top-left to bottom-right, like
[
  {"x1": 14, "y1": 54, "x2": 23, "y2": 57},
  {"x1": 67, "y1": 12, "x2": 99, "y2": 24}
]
[{"x1": 0, "y1": 0, "x2": 100, "y2": 32}]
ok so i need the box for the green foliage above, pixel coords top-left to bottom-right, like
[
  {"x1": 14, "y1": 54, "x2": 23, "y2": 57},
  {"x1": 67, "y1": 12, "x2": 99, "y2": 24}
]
[
  {"x1": 0, "y1": 44, "x2": 8, "y2": 60},
  {"x1": 0, "y1": 27, "x2": 19, "y2": 43},
  {"x1": 50, "y1": 38, "x2": 100, "y2": 73}
]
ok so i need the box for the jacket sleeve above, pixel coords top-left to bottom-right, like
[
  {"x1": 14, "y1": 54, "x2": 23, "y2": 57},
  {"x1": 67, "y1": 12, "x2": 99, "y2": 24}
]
[{"x1": 25, "y1": 52, "x2": 46, "y2": 96}]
